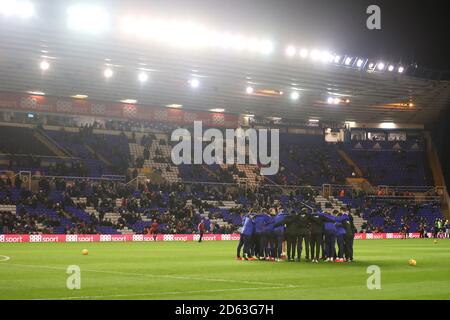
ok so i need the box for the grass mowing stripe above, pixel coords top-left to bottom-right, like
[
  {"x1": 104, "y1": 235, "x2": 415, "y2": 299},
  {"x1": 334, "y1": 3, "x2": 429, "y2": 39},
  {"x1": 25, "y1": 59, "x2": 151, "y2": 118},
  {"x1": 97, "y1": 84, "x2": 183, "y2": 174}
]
[
  {"x1": 34, "y1": 286, "x2": 296, "y2": 300},
  {"x1": 0, "y1": 239, "x2": 449, "y2": 299},
  {"x1": 0, "y1": 262, "x2": 285, "y2": 287}
]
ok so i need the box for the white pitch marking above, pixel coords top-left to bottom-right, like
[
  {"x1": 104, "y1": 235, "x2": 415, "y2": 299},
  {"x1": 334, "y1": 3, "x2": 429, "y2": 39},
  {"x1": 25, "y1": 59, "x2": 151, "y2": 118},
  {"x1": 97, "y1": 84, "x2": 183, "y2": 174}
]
[
  {"x1": 0, "y1": 262, "x2": 284, "y2": 287},
  {"x1": 34, "y1": 285, "x2": 297, "y2": 300},
  {"x1": 0, "y1": 255, "x2": 10, "y2": 262}
]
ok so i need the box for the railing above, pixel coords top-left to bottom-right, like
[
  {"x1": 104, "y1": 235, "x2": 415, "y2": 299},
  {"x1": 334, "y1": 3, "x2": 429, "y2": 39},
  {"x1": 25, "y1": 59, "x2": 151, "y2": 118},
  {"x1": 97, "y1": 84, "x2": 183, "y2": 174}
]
[
  {"x1": 30, "y1": 174, "x2": 126, "y2": 182},
  {"x1": 2, "y1": 168, "x2": 447, "y2": 202},
  {"x1": 0, "y1": 153, "x2": 80, "y2": 160}
]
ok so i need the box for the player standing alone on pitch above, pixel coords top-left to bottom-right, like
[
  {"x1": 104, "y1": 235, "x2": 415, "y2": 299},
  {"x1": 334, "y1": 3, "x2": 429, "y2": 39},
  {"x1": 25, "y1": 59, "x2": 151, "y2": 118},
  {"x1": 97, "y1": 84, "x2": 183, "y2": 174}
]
[
  {"x1": 198, "y1": 219, "x2": 205, "y2": 243},
  {"x1": 149, "y1": 219, "x2": 158, "y2": 241}
]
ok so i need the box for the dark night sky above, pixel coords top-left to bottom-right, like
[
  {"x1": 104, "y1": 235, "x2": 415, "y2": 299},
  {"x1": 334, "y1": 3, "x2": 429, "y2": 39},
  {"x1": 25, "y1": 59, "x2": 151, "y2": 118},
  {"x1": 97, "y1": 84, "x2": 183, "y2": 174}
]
[{"x1": 121, "y1": 0, "x2": 450, "y2": 70}]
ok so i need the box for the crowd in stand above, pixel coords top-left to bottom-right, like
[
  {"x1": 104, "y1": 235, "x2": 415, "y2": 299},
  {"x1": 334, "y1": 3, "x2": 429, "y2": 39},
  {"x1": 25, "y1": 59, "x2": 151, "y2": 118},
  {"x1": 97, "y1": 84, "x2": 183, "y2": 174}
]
[
  {"x1": 2, "y1": 169, "x2": 448, "y2": 236},
  {"x1": 0, "y1": 176, "x2": 244, "y2": 235},
  {"x1": 1, "y1": 118, "x2": 448, "y2": 237}
]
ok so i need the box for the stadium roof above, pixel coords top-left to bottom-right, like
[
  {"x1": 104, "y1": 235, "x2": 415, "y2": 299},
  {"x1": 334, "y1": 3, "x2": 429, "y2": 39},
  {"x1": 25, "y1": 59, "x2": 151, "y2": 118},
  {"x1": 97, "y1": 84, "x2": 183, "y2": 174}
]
[{"x1": 1, "y1": 1, "x2": 450, "y2": 125}]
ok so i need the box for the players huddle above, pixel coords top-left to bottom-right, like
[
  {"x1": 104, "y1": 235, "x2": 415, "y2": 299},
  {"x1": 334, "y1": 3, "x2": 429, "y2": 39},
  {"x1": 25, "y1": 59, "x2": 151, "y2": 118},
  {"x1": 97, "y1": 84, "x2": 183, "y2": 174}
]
[{"x1": 236, "y1": 207, "x2": 357, "y2": 263}]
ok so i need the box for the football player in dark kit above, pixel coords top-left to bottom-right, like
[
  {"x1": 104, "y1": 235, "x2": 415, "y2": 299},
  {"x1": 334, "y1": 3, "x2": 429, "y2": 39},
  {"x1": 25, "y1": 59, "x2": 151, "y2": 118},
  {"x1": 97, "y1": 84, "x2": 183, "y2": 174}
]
[
  {"x1": 274, "y1": 210, "x2": 298, "y2": 261},
  {"x1": 274, "y1": 208, "x2": 310, "y2": 262},
  {"x1": 342, "y1": 210, "x2": 357, "y2": 262},
  {"x1": 308, "y1": 210, "x2": 324, "y2": 263},
  {"x1": 296, "y1": 208, "x2": 311, "y2": 261}
]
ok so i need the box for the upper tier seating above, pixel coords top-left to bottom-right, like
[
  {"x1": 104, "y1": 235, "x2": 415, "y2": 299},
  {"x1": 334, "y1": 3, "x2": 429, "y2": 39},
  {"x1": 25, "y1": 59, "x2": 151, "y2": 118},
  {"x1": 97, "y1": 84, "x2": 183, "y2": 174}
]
[
  {"x1": 265, "y1": 133, "x2": 352, "y2": 186},
  {"x1": 0, "y1": 126, "x2": 54, "y2": 156},
  {"x1": 345, "y1": 140, "x2": 433, "y2": 186}
]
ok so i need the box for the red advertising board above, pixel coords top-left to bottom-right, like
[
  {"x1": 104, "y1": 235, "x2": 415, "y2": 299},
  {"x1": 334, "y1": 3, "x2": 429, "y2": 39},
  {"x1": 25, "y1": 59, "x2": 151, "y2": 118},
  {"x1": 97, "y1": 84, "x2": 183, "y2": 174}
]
[
  {"x1": 0, "y1": 233, "x2": 429, "y2": 243},
  {"x1": 0, "y1": 92, "x2": 239, "y2": 128}
]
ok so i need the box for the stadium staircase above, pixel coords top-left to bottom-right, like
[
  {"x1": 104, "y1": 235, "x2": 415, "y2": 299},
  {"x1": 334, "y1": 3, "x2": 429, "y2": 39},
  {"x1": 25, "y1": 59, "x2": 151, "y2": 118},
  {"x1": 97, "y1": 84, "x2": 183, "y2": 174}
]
[
  {"x1": 314, "y1": 195, "x2": 366, "y2": 231},
  {"x1": 217, "y1": 163, "x2": 261, "y2": 186},
  {"x1": 84, "y1": 144, "x2": 113, "y2": 167},
  {"x1": 424, "y1": 132, "x2": 450, "y2": 219},
  {"x1": 202, "y1": 164, "x2": 220, "y2": 180},
  {"x1": 34, "y1": 128, "x2": 71, "y2": 157},
  {"x1": 0, "y1": 204, "x2": 16, "y2": 214},
  {"x1": 336, "y1": 148, "x2": 363, "y2": 178},
  {"x1": 128, "y1": 140, "x2": 181, "y2": 183},
  {"x1": 345, "y1": 177, "x2": 376, "y2": 194},
  {"x1": 187, "y1": 199, "x2": 236, "y2": 230}
]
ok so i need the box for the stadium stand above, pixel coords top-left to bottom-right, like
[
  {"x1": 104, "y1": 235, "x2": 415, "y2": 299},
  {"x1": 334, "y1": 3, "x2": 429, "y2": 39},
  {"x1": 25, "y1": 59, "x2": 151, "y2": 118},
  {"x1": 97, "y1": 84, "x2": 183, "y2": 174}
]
[
  {"x1": 344, "y1": 140, "x2": 433, "y2": 186},
  {"x1": 0, "y1": 119, "x2": 448, "y2": 236}
]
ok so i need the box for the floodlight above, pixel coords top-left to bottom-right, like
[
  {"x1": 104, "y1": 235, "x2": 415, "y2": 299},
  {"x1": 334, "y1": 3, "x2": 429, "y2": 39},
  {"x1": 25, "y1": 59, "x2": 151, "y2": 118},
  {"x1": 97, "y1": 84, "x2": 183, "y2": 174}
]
[
  {"x1": 67, "y1": 4, "x2": 109, "y2": 34},
  {"x1": 189, "y1": 78, "x2": 200, "y2": 88},
  {"x1": 104, "y1": 68, "x2": 113, "y2": 78},
  {"x1": 285, "y1": 46, "x2": 296, "y2": 57},
  {"x1": 290, "y1": 91, "x2": 300, "y2": 100},
  {"x1": 138, "y1": 72, "x2": 148, "y2": 82},
  {"x1": 299, "y1": 48, "x2": 308, "y2": 58},
  {"x1": 39, "y1": 60, "x2": 49, "y2": 71}
]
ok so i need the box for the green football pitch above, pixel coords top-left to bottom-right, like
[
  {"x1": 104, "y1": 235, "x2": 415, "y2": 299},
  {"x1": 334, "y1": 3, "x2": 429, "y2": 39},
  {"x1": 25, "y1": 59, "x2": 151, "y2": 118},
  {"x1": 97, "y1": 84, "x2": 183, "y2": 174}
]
[{"x1": 0, "y1": 239, "x2": 449, "y2": 300}]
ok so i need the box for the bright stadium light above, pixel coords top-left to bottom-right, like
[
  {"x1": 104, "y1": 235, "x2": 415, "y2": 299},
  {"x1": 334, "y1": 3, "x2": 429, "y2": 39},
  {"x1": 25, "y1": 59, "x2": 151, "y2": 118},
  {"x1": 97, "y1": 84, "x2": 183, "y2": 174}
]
[
  {"x1": 0, "y1": 0, "x2": 34, "y2": 18},
  {"x1": 138, "y1": 71, "x2": 148, "y2": 82},
  {"x1": 259, "y1": 40, "x2": 273, "y2": 54},
  {"x1": 377, "y1": 62, "x2": 385, "y2": 70},
  {"x1": 246, "y1": 86, "x2": 254, "y2": 94},
  {"x1": 321, "y1": 51, "x2": 333, "y2": 63},
  {"x1": 290, "y1": 91, "x2": 300, "y2": 100},
  {"x1": 230, "y1": 35, "x2": 246, "y2": 50},
  {"x1": 67, "y1": 4, "x2": 109, "y2": 34},
  {"x1": 327, "y1": 97, "x2": 334, "y2": 104},
  {"x1": 333, "y1": 97, "x2": 340, "y2": 104},
  {"x1": 285, "y1": 45, "x2": 296, "y2": 57},
  {"x1": 120, "y1": 16, "x2": 274, "y2": 55},
  {"x1": 120, "y1": 99, "x2": 137, "y2": 104},
  {"x1": 299, "y1": 48, "x2": 308, "y2": 58},
  {"x1": 209, "y1": 108, "x2": 225, "y2": 112},
  {"x1": 71, "y1": 94, "x2": 88, "y2": 99},
  {"x1": 103, "y1": 68, "x2": 113, "y2": 78},
  {"x1": 310, "y1": 49, "x2": 321, "y2": 61},
  {"x1": 27, "y1": 90, "x2": 45, "y2": 95},
  {"x1": 380, "y1": 122, "x2": 396, "y2": 129},
  {"x1": 39, "y1": 60, "x2": 49, "y2": 71},
  {"x1": 388, "y1": 65, "x2": 395, "y2": 72},
  {"x1": 368, "y1": 62, "x2": 375, "y2": 69},
  {"x1": 245, "y1": 38, "x2": 259, "y2": 52},
  {"x1": 398, "y1": 66, "x2": 404, "y2": 73},
  {"x1": 333, "y1": 55, "x2": 341, "y2": 63},
  {"x1": 166, "y1": 104, "x2": 182, "y2": 108},
  {"x1": 356, "y1": 59, "x2": 364, "y2": 68},
  {"x1": 344, "y1": 57, "x2": 352, "y2": 65},
  {"x1": 189, "y1": 78, "x2": 200, "y2": 88}
]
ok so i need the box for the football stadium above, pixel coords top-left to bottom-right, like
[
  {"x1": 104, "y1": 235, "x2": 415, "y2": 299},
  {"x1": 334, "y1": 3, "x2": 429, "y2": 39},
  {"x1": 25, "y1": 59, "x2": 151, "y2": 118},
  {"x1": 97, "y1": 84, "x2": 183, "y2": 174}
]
[{"x1": 1, "y1": 0, "x2": 450, "y2": 303}]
